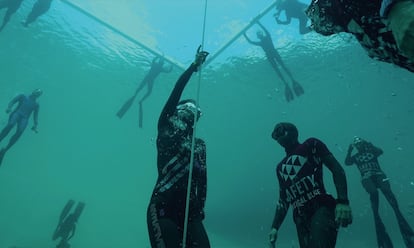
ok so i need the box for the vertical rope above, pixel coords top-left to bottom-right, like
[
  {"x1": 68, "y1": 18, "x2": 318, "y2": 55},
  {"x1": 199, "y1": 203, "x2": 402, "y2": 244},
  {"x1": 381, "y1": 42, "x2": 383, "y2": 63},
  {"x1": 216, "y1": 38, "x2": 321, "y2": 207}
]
[{"x1": 182, "y1": 0, "x2": 208, "y2": 247}]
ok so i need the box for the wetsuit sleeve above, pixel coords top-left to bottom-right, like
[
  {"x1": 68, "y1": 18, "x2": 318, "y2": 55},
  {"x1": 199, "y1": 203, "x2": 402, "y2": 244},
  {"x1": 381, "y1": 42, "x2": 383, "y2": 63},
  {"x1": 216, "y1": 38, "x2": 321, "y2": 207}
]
[
  {"x1": 370, "y1": 144, "x2": 383, "y2": 157},
  {"x1": 157, "y1": 63, "x2": 198, "y2": 131},
  {"x1": 243, "y1": 33, "x2": 260, "y2": 46},
  {"x1": 163, "y1": 64, "x2": 173, "y2": 73},
  {"x1": 271, "y1": 172, "x2": 289, "y2": 230},
  {"x1": 7, "y1": 94, "x2": 24, "y2": 110},
  {"x1": 257, "y1": 21, "x2": 271, "y2": 37},
  {"x1": 197, "y1": 140, "x2": 207, "y2": 209},
  {"x1": 344, "y1": 144, "x2": 355, "y2": 165},
  {"x1": 33, "y1": 104, "x2": 39, "y2": 127},
  {"x1": 322, "y1": 154, "x2": 349, "y2": 203}
]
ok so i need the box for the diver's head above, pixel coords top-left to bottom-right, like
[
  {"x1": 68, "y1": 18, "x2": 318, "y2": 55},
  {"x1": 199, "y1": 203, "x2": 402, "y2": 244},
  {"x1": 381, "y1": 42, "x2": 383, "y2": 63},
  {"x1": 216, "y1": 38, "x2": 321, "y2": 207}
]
[
  {"x1": 256, "y1": 30, "x2": 264, "y2": 39},
  {"x1": 272, "y1": 122, "x2": 298, "y2": 148},
  {"x1": 31, "y1": 88, "x2": 43, "y2": 98},
  {"x1": 353, "y1": 136, "x2": 367, "y2": 151},
  {"x1": 175, "y1": 99, "x2": 202, "y2": 128}
]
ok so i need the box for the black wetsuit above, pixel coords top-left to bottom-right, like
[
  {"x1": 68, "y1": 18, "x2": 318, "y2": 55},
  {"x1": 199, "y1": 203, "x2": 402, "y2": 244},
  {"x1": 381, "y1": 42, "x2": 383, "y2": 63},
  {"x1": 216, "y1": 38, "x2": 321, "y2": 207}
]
[
  {"x1": 147, "y1": 63, "x2": 210, "y2": 248},
  {"x1": 306, "y1": 0, "x2": 414, "y2": 72},
  {"x1": 345, "y1": 144, "x2": 414, "y2": 248},
  {"x1": 0, "y1": 0, "x2": 24, "y2": 32},
  {"x1": 275, "y1": 0, "x2": 311, "y2": 34},
  {"x1": 0, "y1": 94, "x2": 39, "y2": 152},
  {"x1": 272, "y1": 138, "x2": 339, "y2": 248},
  {"x1": 23, "y1": 0, "x2": 53, "y2": 27},
  {"x1": 137, "y1": 57, "x2": 172, "y2": 105},
  {"x1": 244, "y1": 22, "x2": 301, "y2": 102}
]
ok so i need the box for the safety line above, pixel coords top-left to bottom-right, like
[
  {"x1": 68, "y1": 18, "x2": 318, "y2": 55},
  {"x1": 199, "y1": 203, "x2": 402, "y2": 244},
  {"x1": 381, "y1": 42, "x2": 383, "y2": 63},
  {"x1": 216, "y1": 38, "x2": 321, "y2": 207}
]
[{"x1": 182, "y1": 0, "x2": 208, "y2": 247}]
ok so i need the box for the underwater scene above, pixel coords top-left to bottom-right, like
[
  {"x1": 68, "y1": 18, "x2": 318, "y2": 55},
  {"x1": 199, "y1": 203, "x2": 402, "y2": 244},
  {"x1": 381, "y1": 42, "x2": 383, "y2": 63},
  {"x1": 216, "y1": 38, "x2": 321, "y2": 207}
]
[{"x1": 0, "y1": 0, "x2": 414, "y2": 247}]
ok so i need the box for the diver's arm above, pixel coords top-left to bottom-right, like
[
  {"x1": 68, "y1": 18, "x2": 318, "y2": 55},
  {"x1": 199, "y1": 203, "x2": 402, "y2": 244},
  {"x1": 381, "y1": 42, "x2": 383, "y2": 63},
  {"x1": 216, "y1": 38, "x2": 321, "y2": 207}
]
[
  {"x1": 32, "y1": 104, "x2": 39, "y2": 132},
  {"x1": 369, "y1": 143, "x2": 383, "y2": 157},
  {"x1": 6, "y1": 94, "x2": 23, "y2": 112},
  {"x1": 344, "y1": 145, "x2": 354, "y2": 165},
  {"x1": 257, "y1": 21, "x2": 271, "y2": 37},
  {"x1": 243, "y1": 33, "x2": 260, "y2": 46},
  {"x1": 323, "y1": 154, "x2": 349, "y2": 202},
  {"x1": 276, "y1": 15, "x2": 291, "y2": 25},
  {"x1": 163, "y1": 64, "x2": 173, "y2": 73},
  {"x1": 271, "y1": 198, "x2": 289, "y2": 230},
  {"x1": 157, "y1": 63, "x2": 198, "y2": 130}
]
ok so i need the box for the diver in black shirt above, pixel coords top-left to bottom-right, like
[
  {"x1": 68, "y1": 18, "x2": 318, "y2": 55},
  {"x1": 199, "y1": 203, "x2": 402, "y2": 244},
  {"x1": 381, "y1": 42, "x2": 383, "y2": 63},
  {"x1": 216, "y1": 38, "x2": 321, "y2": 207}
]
[
  {"x1": 345, "y1": 137, "x2": 414, "y2": 248},
  {"x1": 269, "y1": 122, "x2": 352, "y2": 248}
]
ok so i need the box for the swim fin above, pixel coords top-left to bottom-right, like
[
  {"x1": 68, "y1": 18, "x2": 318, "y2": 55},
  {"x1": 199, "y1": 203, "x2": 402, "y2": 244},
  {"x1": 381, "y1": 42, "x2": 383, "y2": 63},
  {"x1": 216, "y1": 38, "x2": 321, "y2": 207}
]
[
  {"x1": 292, "y1": 80, "x2": 304, "y2": 97},
  {"x1": 116, "y1": 95, "x2": 137, "y2": 119},
  {"x1": 72, "y1": 201, "x2": 85, "y2": 222},
  {"x1": 60, "y1": 200, "x2": 75, "y2": 223},
  {"x1": 284, "y1": 84, "x2": 294, "y2": 102},
  {"x1": 0, "y1": 149, "x2": 6, "y2": 167},
  {"x1": 139, "y1": 102, "x2": 143, "y2": 128},
  {"x1": 374, "y1": 215, "x2": 393, "y2": 248}
]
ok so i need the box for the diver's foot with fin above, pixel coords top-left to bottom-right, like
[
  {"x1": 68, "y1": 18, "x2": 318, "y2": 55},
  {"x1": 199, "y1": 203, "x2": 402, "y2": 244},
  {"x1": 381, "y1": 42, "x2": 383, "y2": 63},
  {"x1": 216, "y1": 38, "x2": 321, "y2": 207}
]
[
  {"x1": 396, "y1": 213, "x2": 414, "y2": 247},
  {"x1": 375, "y1": 215, "x2": 394, "y2": 248},
  {"x1": 284, "y1": 84, "x2": 294, "y2": 102},
  {"x1": 139, "y1": 102, "x2": 143, "y2": 128},
  {"x1": 0, "y1": 148, "x2": 6, "y2": 167},
  {"x1": 292, "y1": 80, "x2": 304, "y2": 97}
]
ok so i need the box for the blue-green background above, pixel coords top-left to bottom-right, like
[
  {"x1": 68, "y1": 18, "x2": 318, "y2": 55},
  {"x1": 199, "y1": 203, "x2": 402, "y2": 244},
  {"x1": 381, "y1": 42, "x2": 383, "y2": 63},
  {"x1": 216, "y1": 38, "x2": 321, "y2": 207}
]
[{"x1": 1, "y1": 0, "x2": 414, "y2": 247}]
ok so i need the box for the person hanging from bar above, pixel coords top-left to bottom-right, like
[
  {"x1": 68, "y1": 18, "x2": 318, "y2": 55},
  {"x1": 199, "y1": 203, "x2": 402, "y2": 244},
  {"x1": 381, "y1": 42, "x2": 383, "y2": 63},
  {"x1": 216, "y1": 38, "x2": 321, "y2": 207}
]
[
  {"x1": 243, "y1": 21, "x2": 304, "y2": 102},
  {"x1": 274, "y1": 0, "x2": 311, "y2": 34},
  {"x1": 117, "y1": 56, "x2": 173, "y2": 128},
  {"x1": 146, "y1": 47, "x2": 210, "y2": 248}
]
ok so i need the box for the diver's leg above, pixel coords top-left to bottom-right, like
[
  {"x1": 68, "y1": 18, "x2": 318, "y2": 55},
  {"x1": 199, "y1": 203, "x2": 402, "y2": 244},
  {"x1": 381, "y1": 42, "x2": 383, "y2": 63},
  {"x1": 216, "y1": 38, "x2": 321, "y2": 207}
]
[
  {"x1": 298, "y1": 16, "x2": 311, "y2": 35},
  {"x1": 294, "y1": 214, "x2": 310, "y2": 248},
  {"x1": 380, "y1": 178, "x2": 414, "y2": 247},
  {"x1": 187, "y1": 221, "x2": 210, "y2": 248},
  {"x1": 308, "y1": 206, "x2": 338, "y2": 248},
  {"x1": 139, "y1": 81, "x2": 154, "y2": 105},
  {"x1": 363, "y1": 177, "x2": 393, "y2": 248},
  {"x1": 147, "y1": 202, "x2": 180, "y2": 248},
  {"x1": 0, "y1": 124, "x2": 13, "y2": 143},
  {"x1": 24, "y1": 1, "x2": 52, "y2": 26},
  {"x1": 267, "y1": 56, "x2": 294, "y2": 102},
  {"x1": 273, "y1": 51, "x2": 304, "y2": 96},
  {"x1": 0, "y1": 112, "x2": 19, "y2": 144},
  {"x1": 4, "y1": 117, "x2": 28, "y2": 151}
]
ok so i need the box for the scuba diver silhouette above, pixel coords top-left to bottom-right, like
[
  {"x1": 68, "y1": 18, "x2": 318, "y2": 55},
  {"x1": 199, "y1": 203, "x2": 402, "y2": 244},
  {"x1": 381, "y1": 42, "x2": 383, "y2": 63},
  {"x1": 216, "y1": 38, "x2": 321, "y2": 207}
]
[
  {"x1": 244, "y1": 21, "x2": 304, "y2": 102},
  {"x1": 0, "y1": 89, "x2": 42, "y2": 167},
  {"x1": 117, "y1": 56, "x2": 173, "y2": 128},
  {"x1": 345, "y1": 137, "x2": 414, "y2": 248},
  {"x1": 52, "y1": 200, "x2": 85, "y2": 248}
]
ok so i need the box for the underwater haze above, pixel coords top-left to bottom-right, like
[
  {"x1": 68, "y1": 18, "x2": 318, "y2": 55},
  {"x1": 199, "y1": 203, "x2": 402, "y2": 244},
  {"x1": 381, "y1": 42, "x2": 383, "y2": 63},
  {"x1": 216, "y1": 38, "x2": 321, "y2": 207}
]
[{"x1": 1, "y1": 0, "x2": 414, "y2": 247}]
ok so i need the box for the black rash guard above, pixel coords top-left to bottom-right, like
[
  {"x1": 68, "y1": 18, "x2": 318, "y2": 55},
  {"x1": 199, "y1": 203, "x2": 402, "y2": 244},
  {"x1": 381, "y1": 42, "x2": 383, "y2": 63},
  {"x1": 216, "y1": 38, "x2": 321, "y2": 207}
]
[{"x1": 272, "y1": 138, "x2": 345, "y2": 229}]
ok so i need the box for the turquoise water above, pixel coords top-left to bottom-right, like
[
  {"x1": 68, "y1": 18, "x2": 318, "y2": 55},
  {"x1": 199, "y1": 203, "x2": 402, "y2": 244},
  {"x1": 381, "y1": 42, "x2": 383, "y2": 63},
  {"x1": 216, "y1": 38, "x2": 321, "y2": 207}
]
[{"x1": 1, "y1": 0, "x2": 414, "y2": 247}]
